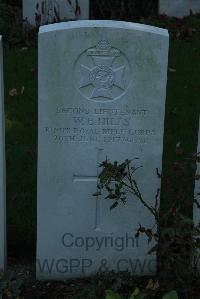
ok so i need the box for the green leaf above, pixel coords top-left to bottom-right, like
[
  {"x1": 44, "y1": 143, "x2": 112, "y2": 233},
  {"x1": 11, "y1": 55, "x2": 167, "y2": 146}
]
[
  {"x1": 130, "y1": 288, "x2": 145, "y2": 299},
  {"x1": 1, "y1": 272, "x2": 13, "y2": 282},
  {"x1": 162, "y1": 290, "x2": 178, "y2": 299},
  {"x1": 10, "y1": 279, "x2": 23, "y2": 295},
  {"x1": 105, "y1": 290, "x2": 123, "y2": 299},
  {"x1": 110, "y1": 201, "x2": 119, "y2": 210}
]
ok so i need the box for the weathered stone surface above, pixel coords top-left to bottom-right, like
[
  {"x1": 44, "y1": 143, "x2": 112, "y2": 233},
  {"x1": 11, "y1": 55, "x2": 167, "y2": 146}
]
[
  {"x1": 159, "y1": 0, "x2": 200, "y2": 18},
  {"x1": 37, "y1": 21, "x2": 169, "y2": 280},
  {"x1": 23, "y1": 0, "x2": 89, "y2": 27},
  {"x1": 0, "y1": 36, "x2": 6, "y2": 272}
]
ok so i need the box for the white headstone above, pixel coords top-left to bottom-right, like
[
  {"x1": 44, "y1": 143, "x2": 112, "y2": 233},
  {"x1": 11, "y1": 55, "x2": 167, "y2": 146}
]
[
  {"x1": 37, "y1": 20, "x2": 169, "y2": 280},
  {"x1": 23, "y1": 0, "x2": 89, "y2": 27},
  {"x1": 159, "y1": 0, "x2": 200, "y2": 18},
  {"x1": 0, "y1": 36, "x2": 6, "y2": 272},
  {"x1": 194, "y1": 118, "x2": 200, "y2": 272}
]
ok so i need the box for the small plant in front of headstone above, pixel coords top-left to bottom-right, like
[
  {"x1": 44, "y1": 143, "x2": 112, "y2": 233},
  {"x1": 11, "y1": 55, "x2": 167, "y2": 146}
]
[
  {"x1": 0, "y1": 271, "x2": 22, "y2": 298},
  {"x1": 94, "y1": 157, "x2": 159, "y2": 243},
  {"x1": 94, "y1": 150, "x2": 200, "y2": 297}
]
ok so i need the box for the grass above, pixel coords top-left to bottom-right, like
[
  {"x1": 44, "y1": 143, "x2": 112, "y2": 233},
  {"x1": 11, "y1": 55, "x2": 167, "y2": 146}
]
[
  {"x1": 161, "y1": 33, "x2": 200, "y2": 214},
  {"x1": 2, "y1": 16, "x2": 200, "y2": 260},
  {"x1": 4, "y1": 48, "x2": 37, "y2": 257},
  {"x1": 164, "y1": 35, "x2": 200, "y2": 159}
]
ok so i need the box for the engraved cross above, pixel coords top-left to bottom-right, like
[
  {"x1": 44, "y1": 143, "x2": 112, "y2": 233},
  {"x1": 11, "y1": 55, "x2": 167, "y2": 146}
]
[{"x1": 73, "y1": 148, "x2": 104, "y2": 231}]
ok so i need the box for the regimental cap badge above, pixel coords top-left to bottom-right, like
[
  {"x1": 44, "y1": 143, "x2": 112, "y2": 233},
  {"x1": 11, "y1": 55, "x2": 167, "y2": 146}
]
[{"x1": 79, "y1": 39, "x2": 126, "y2": 100}]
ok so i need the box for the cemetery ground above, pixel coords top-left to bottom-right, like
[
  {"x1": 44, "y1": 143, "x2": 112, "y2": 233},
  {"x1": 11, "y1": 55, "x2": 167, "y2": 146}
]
[{"x1": 1, "y1": 15, "x2": 200, "y2": 299}]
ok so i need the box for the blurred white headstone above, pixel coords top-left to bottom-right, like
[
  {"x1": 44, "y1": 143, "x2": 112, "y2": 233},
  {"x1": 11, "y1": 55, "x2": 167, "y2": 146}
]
[{"x1": 23, "y1": 0, "x2": 89, "y2": 27}]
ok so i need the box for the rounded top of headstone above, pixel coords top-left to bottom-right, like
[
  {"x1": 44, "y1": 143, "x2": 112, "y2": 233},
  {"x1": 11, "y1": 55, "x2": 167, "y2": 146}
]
[{"x1": 39, "y1": 20, "x2": 168, "y2": 37}]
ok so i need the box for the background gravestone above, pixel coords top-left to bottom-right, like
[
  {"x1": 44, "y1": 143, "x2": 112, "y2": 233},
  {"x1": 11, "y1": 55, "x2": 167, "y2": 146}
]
[
  {"x1": 0, "y1": 36, "x2": 6, "y2": 272},
  {"x1": 90, "y1": 0, "x2": 158, "y2": 21},
  {"x1": 159, "y1": 0, "x2": 200, "y2": 18},
  {"x1": 37, "y1": 20, "x2": 169, "y2": 280},
  {"x1": 23, "y1": 0, "x2": 89, "y2": 27}
]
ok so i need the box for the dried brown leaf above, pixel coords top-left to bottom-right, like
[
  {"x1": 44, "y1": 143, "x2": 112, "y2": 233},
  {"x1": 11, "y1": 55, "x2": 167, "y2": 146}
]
[{"x1": 9, "y1": 88, "x2": 18, "y2": 97}]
